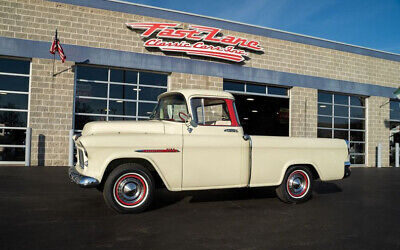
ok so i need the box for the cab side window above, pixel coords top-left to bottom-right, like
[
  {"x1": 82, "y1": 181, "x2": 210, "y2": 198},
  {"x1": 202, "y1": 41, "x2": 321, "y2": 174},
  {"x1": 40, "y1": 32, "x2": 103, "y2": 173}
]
[{"x1": 191, "y1": 98, "x2": 232, "y2": 126}]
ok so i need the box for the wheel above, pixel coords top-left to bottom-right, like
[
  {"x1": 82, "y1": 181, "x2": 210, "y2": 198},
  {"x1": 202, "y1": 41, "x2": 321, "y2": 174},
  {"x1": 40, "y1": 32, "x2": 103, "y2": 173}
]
[
  {"x1": 103, "y1": 163, "x2": 154, "y2": 213},
  {"x1": 275, "y1": 166, "x2": 313, "y2": 203}
]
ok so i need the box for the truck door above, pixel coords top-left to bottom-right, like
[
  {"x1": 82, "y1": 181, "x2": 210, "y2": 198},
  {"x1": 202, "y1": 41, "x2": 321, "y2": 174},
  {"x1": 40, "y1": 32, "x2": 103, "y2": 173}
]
[{"x1": 182, "y1": 97, "x2": 245, "y2": 189}]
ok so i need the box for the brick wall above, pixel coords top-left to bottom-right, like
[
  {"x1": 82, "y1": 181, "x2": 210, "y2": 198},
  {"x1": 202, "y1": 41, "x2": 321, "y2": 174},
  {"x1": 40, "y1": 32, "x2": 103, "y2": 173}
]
[
  {"x1": 169, "y1": 72, "x2": 222, "y2": 91},
  {"x1": 30, "y1": 58, "x2": 74, "y2": 166},
  {"x1": 289, "y1": 87, "x2": 318, "y2": 138},
  {"x1": 0, "y1": 0, "x2": 399, "y2": 89},
  {"x1": 367, "y1": 96, "x2": 390, "y2": 167}
]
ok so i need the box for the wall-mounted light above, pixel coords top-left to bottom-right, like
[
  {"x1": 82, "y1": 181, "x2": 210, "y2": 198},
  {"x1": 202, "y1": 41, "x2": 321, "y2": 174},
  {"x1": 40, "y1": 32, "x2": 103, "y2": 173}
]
[{"x1": 251, "y1": 110, "x2": 258, "y2": 113}]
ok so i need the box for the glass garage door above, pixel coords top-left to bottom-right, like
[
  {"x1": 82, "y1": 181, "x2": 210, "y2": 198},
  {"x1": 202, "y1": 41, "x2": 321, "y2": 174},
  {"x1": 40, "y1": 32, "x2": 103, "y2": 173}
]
[
  {"x1": 0, "y1": 57, "x2": 30, "y2": 164},
  {"x1": 74, "y1": 65, "x2": 168, "y2": 131},
  {"x1": 317, "y1": 91, "x2": 366, "y2": 165},
  {"x1": 223, "y1": 80, "x2": 289, "y2": 136}
]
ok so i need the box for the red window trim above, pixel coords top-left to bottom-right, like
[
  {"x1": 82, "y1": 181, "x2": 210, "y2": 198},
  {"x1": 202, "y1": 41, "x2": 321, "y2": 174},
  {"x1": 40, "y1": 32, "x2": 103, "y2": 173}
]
[{"x1": 193, "y1": 98, "x2": 240, "y2": 127}]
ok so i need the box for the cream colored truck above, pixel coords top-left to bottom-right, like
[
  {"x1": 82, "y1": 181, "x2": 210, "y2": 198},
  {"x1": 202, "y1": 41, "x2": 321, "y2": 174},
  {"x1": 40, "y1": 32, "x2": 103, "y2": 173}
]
[{"x1": 69, "y1": 89, "x2": 351, "y2": 213}]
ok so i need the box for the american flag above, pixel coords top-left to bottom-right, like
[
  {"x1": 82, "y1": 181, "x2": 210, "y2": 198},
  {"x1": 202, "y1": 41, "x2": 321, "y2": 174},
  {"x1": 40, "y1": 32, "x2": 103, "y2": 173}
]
[{"x1": 49, "y1": 29, "x2": 66, "y2": 63}]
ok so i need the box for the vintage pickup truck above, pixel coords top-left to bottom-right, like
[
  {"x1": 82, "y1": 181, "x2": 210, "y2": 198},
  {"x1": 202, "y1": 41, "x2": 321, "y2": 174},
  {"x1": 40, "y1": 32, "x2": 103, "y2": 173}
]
[{"x1": 69, "y1": 89, "x2": 351, "y2": 213}]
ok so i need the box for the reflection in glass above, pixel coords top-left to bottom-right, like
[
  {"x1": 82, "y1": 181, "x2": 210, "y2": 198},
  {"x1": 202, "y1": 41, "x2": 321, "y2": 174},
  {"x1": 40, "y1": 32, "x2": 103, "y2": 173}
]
[
  {"x1": 0, "y1": 58, "x2": 30, "y2": 74},
  {"x1": 109, "y1": 84, "x2": 137, "y2": 100},
  {"x1": 318, "y1": 91, "x2": 365, "y2": 165},
  {"x1": 74, "y1": 115, "x2": 106, "y2": 130},
  {"x1": 76, "y1": 81, "x2": 107, "y2": 98},
  {"x1": 350, "y1": 96, "x2": 364, "y2": 106},
  {"x1": 317, "y1": 116, "x2": 332, "y2": 128},
  {"x1": 350, "y1": 119, "x2": 364, "y2": 130},
  {"x1": 138, "y1": 102, "x2": 157, "y2": 117},
  {"x1": 77, "y1": 66, "x2": 108, "y2": 81},
  {"x1": 350, "y1": 155, "x2": 364, "y2": 165},
  {"x1": 350, "y1": 131, "x2": 364, "y2": 141},
  {"x1": 334, "y1": 130, "x2": 348, "y2": 140},
  {"x1": 334, "y1": 94, "x2": 348, "y2": 105},
  {"x1": 390, "y1": 101, "x2": 400, "y2": 120},
  {"x1": 0, "y1": 93, "x2": 28, "y2": 109},
  {"x1": 109, "y1": 100, "x2": 136, "y2": 116},
  {"x1": 75, "y1": 66, "x2": 167, "y2": 129},
  {"x1": 0, "y1": 75, "x2": 29, "y2": 92},
  {"x1": 318, "y1": 104, "x2": 332, "y2": 116},
  {"x1": 318, "y1": 129, "x2": 332, "y2": 138},
  {"x1": 223, "y1": 81, "x2": 244, "y2": 92},
  {"x1": 139, "y1": 72, "x2": 167, "y2": 86},
  {"x1": 110, "y1": 69, "x2": 138, "y2": 83},
  {"x1": 0, "y1": 147, "x2": 25, "y2": 161},
  {"x1": 75, "y1": 98, "x2": 107, "y2": 114},
  {"x1": 0, "y1": 129, "x2": 26, "y2": 145},
  {"x1": 0, "y1": 111, "x2": 27, "y2": 127},
  {"x1": 318, "y1": 92, "x2": 332, "y2": 103},
  {"x1": 247, "y1": 84, "x2": 265, "y2": 94},
  {"x1": 139, "y1": 87, "x2": 165, "y2": 101},
  {"x1": 268, "y1": 87, "x2": 287, "y2": 96},
  {"x1": 334, "y1": 105, "x2": 348, "y2": 117},
  {"x1": 334, "y1": 118, "x2": 348, "y2": 129},
  {"x1": 351, "y1": 107, "x2": 364, "y2": 118},
  {"x1": 350, "y1": 143, "x2": 365, "y2": 154}
]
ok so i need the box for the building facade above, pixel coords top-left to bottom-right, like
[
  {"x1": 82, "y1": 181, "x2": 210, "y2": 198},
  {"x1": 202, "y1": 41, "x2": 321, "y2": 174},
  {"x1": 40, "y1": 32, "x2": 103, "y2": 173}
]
[{"x1": 0, "y1": 0, "x2": 399, "y2": 167}]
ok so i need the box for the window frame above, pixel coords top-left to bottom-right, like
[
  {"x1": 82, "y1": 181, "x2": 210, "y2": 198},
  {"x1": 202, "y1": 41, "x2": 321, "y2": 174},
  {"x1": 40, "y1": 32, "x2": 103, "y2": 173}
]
[
  {"x1": 190, "y1": 97, "x2": 238, "y2": 127},
  {"x1": 73, "y1": 65, "x2": 168, "y2": 132},
  {"x1": 0, "y1": 56, "x2": 31, "y2": 164},
  {"x1": 317, "y1": 91, "x2": 366, "y2": 165},
  {"x1": 223, "y1": 80, "x2": 289, "y2": 99},
  {"x1": 149, "y1": 93, "x2": 189, "y2": 123}
]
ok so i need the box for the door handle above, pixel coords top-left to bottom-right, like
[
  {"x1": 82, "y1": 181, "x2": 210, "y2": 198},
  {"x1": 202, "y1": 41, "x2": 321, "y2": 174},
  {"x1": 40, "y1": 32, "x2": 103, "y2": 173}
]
[{"x1": 224, "y1": 129, "x2": 238, "y2": 133}]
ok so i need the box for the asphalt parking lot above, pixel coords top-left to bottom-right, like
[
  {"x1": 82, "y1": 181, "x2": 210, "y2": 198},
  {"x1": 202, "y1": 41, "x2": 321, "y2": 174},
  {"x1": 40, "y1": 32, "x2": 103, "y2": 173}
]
[{"x1": 0, "y1": 167, "x2": 399, "y2": 250}]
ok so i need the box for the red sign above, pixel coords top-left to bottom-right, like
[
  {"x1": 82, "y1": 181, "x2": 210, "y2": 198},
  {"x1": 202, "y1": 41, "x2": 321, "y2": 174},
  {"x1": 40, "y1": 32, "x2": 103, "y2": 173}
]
[{"x1": 126, "y1": 22, "x2": 263, "y2": 63}]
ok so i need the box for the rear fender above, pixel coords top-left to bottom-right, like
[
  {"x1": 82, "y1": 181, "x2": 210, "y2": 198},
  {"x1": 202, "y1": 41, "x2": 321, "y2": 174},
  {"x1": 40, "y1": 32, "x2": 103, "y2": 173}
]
[{"x1": 279, "y1": 161, "x2": 321, "y2": 185}]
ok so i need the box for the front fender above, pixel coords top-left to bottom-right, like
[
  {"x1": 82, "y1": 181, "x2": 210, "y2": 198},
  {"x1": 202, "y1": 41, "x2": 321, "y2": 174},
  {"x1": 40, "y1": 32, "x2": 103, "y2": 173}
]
[{"x1": 79, "y1": 148, "x2": 182, "y2": 191}]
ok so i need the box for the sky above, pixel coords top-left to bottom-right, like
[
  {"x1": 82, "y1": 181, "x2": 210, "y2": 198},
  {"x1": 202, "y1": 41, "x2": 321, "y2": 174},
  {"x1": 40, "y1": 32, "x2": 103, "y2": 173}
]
[{"x1": 125, "y1": 0, "x2": 400, "y2": 54}]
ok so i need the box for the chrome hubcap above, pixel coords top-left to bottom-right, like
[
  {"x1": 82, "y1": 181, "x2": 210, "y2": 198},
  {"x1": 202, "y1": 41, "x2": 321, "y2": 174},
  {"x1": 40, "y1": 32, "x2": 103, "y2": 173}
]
[
  {"x1": 287, "y1": 171, "x2": 309, "y2": 198},
  {"x1": 114, "y1": 174, "x2": 147, "y2": 206},
  {"x1": 123, "y1": 182, "x2": 140, "y2": 199}
]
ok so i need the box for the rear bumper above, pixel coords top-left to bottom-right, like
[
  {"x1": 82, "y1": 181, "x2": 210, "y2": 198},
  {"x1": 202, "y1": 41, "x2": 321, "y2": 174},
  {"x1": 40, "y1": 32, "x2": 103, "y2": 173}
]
[
  {"x1": 343, "y1": 162, "x2": 351, "y2": 179},
  {"x1": 68, "y1": 166, "x2": 99, "y2": 188}
]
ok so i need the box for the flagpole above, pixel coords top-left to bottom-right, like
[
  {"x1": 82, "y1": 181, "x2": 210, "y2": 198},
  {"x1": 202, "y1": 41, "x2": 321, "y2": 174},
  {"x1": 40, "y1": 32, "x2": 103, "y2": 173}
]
[
  {"x1": 52, "y1": 51, "x2": 55, "y2": 77},
  {"x1": 52, "y1": 29, "x2": 57, "y2": 77}
]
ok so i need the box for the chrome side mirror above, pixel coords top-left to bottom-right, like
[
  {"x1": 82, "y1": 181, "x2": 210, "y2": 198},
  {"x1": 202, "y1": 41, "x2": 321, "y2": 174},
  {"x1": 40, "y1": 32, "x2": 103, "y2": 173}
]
[{"x1": 179, "y1": 112, "x2": 197, "y2": 132}]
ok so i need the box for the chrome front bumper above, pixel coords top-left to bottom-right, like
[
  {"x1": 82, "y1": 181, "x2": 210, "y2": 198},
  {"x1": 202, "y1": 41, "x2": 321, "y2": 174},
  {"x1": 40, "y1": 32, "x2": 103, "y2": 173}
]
[{"x1": 68, "y1": 166, "x2": 99, "y2": 188}]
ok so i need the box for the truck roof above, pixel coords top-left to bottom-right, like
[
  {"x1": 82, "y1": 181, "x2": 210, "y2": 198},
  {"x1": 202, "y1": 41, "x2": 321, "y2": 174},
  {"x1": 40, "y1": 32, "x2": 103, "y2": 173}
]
[{"x1": 159, "y1": 89, "x2": 234, "y2": 99}]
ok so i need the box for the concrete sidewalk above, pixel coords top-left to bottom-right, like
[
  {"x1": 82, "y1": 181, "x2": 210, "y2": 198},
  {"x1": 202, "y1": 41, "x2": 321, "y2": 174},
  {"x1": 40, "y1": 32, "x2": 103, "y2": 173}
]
[{"x1": 0, "y1": 166, "x2": 399, "y2": 250}]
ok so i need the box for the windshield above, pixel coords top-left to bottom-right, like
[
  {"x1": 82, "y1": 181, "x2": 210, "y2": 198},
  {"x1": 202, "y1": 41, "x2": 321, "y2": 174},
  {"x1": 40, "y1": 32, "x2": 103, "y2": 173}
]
[{"x1": 149, "y1": 93, "x2": 188, "y2": 122}]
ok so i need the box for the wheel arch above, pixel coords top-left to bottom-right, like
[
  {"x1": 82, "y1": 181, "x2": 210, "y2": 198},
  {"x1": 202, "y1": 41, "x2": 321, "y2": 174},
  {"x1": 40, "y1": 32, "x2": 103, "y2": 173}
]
[
  {"x1": 280, "y1": 162, "x2": 320, "y2": 185},
  {"x1": 99, "y1": 158, "x2": 170, "y2": 191}
]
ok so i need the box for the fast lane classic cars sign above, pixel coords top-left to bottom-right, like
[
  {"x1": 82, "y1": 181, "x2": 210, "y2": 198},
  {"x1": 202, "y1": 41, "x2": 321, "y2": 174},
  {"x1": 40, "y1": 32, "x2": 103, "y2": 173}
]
[{"x1": 126, "y1": 22, "x2": 263, "y2": 63}]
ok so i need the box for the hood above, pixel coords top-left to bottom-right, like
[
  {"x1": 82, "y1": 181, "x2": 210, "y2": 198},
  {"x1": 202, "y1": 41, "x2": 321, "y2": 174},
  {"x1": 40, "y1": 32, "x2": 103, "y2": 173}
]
[{"x1": 81, "y1": 120, "x2": 165, "y2": 136}]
